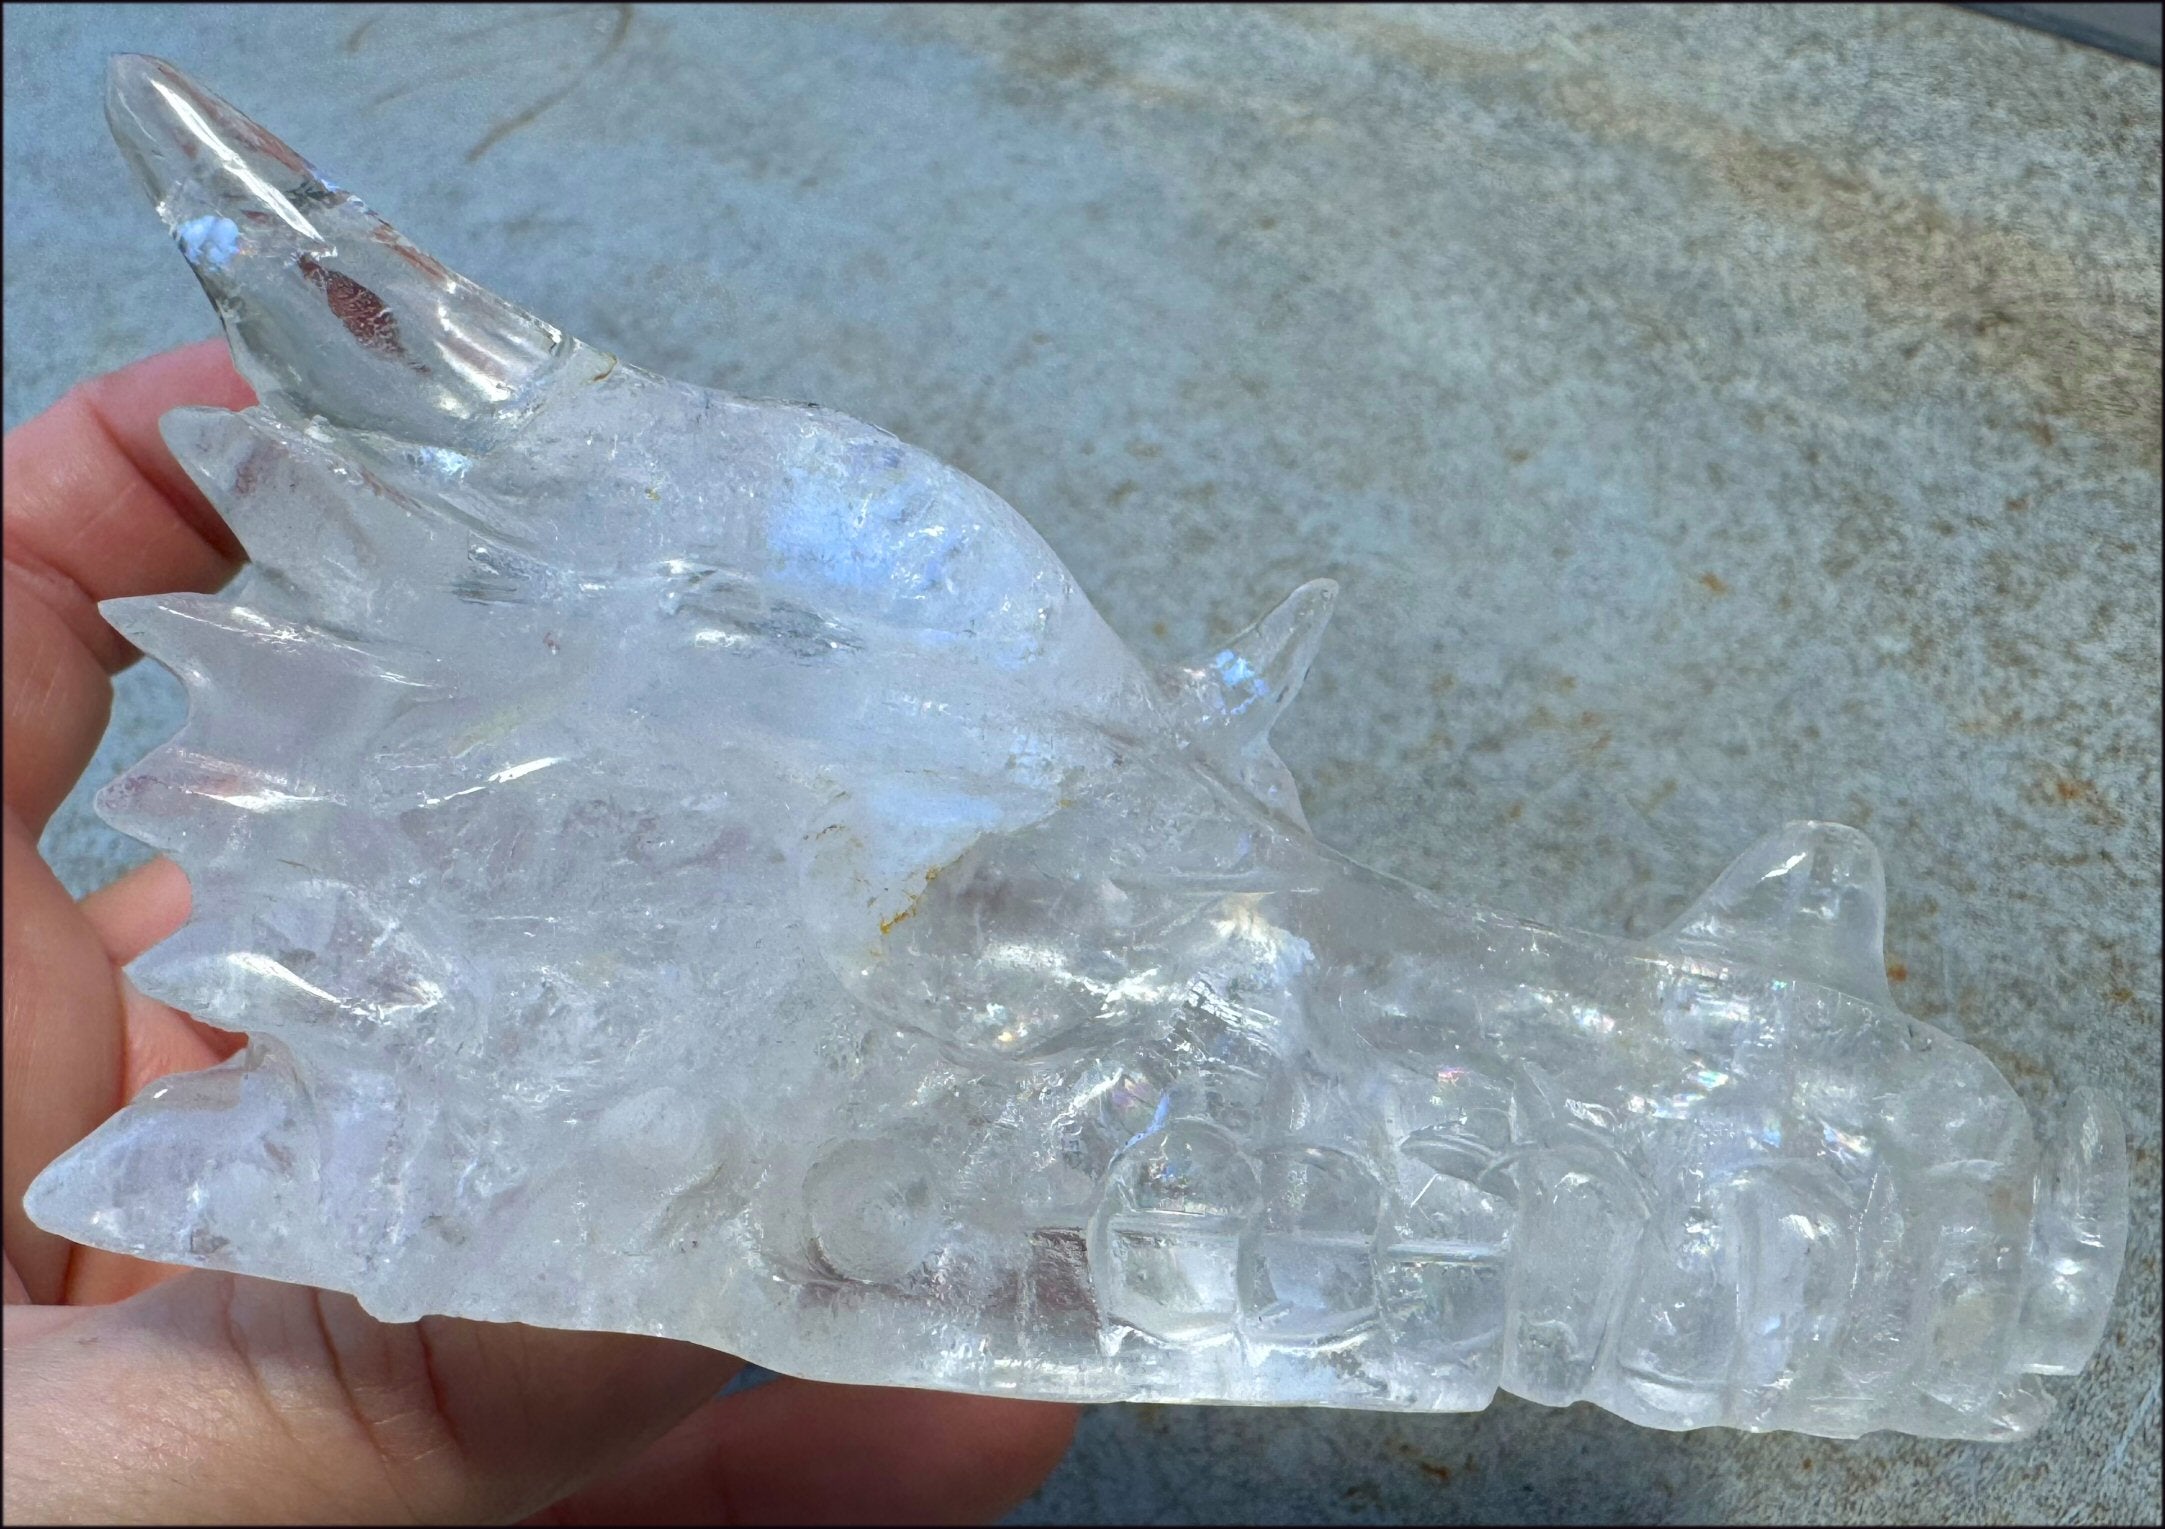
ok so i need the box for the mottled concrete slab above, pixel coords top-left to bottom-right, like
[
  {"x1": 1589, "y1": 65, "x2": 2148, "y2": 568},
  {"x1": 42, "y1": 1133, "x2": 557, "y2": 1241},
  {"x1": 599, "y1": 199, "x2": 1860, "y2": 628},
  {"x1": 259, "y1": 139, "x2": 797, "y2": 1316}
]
[{"x1": 6, "y1": 5, "x2": 2157, "y2": 1523}]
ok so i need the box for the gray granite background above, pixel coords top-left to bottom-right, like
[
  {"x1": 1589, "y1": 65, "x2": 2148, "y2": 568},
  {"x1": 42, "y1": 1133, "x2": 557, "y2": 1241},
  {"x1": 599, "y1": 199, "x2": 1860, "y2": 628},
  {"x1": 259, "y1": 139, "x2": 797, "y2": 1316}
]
[{"x1": 5, "y1": 4, "x2": 2157, "y2": 1522}]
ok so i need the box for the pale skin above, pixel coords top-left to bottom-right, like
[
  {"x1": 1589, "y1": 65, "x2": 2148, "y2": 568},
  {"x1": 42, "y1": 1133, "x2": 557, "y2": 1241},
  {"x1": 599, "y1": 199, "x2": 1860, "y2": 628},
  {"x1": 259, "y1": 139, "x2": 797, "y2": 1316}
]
[{"x1": 1, "y1": 340, "x2": 1080, "y2": 1525}]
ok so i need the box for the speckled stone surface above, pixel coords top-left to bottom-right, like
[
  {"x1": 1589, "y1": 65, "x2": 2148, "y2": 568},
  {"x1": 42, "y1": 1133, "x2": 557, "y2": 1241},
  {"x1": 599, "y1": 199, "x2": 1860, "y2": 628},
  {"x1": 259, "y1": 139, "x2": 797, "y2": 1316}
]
[{"x1": 5, "y1": 5, "x2": 2156, "y2": 1522}]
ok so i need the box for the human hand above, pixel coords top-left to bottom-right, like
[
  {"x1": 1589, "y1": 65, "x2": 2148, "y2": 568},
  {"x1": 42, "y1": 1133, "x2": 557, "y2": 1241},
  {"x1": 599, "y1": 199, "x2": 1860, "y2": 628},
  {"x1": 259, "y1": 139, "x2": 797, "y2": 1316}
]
[{"x1": 2, "y1": 341, "x2": 1079, "y2": 1525}]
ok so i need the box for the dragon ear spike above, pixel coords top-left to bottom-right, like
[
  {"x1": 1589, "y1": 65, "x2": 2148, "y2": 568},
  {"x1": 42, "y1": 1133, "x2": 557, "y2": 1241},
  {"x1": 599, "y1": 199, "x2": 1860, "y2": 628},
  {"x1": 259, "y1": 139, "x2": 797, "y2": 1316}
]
[
  {"x1": 106, "y1": 55, "x2": 572, "y2": 453},
  {"x1": 1660, "y1": 820, "x2": 1896, "y2": 1008},
  {"x1": 1164, "y1": 577, "x2": 1339, "y2": 751},
  {"x1": 20, "y1": 1037, "x2": 358, "y2": 1292}
]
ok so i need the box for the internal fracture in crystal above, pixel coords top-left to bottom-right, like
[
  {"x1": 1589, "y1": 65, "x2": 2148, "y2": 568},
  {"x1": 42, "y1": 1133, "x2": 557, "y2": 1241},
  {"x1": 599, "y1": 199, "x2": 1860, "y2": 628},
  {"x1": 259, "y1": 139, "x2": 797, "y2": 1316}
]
[{"x1": 23, "y1": 57, "x2": 2130, "y2": 1442}]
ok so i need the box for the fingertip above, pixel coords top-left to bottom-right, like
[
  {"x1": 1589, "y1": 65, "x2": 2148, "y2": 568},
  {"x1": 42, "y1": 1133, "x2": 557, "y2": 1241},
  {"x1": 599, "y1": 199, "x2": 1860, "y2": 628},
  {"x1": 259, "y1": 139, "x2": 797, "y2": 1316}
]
[
  {"x1": 82, "y1": 337, "x2": 256, "y2": 416},
  {"x1": 75, "y1": 339, "x2": 257, "y2": 560},
  {"x1": 3, "y1": 338, "x2": 260, "y2": 671},
  {"x1": 78, "y1": 855, "x2": 192, "y2": 964}
]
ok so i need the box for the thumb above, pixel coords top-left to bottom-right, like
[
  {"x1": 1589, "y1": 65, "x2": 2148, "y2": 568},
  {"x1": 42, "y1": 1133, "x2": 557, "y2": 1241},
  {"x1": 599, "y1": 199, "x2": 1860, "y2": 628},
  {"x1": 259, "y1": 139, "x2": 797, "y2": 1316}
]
[{"x1": 4, "y1": 1269, "x2": 738, "y2": 1525}]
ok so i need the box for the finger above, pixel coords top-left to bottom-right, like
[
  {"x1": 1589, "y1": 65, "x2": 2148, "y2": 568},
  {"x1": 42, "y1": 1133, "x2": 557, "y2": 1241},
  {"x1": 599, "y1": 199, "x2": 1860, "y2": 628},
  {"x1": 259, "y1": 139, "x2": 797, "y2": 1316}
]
[
  {"x1": 2, "y1": 338, "x2": 252, "y2": 664},
  {"x1": 533, "y1": 1378, "x2": 1081, "y2": 1525},
  {"x1": 3, "y1": 834, "x2": 229, "y2": 1303},
  {"x1": 116, "y1": 975, "x2": 248, "y2": 1097},
  {"x1": 75, "y1": 856, "x2": 249, "y2": 1087},
  {"x1": 22, "y1": 853, "x2": 244, "y2": 1307},
  {"x1": 2, "y1": 339, "x2": 254, "y2": 831},
  {"x1": 0, "y1": 565, "x2": 113, "y2": 837},
  {"x1": 2, "y1": 1269, "x2": 739, "y2": 1525},
  {"x1": 59, "y1": 976, "x2": 246, "y2": 1309},
  {"x1": 78, "y1": 854, "x2": 192, "y2": 965},
  {"x1": 1, "y1": 814, "x2": 126, "y2": 1303},
  {"x1": 77, "y1": 854, "x2": 247, "y2": 1087}
]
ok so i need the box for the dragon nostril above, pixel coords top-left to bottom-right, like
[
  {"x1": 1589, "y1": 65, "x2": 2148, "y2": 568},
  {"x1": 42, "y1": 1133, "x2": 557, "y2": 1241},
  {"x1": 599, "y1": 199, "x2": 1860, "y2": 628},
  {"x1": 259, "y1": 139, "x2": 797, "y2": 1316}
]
[{"x1": 2013, "y1": 1087, "x2": 2130, "y2": 1377}]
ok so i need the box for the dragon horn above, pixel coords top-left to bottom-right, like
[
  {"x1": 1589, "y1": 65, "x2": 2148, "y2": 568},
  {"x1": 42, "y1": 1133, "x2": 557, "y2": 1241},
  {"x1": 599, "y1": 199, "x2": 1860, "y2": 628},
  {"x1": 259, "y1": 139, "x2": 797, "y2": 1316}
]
[{"x1": 106, "y1": 55, "x2": 570, "y2": 451}]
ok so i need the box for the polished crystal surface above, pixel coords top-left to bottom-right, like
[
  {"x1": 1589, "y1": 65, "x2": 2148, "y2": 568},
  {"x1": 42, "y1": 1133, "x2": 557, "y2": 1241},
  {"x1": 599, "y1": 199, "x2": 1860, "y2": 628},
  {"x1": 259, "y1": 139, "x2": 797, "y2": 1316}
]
[{"x1": 22, "y1": 57, "x2": 2130, "y2": 1442}]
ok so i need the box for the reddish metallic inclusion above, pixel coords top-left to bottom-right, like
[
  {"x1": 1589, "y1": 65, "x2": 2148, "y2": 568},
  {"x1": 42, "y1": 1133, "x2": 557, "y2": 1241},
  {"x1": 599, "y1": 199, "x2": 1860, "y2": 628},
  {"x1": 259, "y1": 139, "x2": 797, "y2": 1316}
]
[{"x1": 295, "y1": 255, "x2": 404, "y2": 358}]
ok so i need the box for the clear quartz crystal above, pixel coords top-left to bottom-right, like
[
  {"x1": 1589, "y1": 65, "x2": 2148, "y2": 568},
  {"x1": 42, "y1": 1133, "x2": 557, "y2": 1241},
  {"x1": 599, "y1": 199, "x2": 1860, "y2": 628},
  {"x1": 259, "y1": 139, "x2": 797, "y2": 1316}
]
[{"x1": 24, "y1": 57, "x2": 2129, "y2": 1442}]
